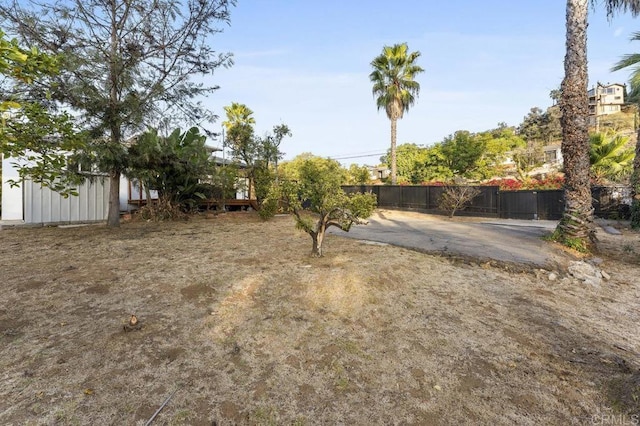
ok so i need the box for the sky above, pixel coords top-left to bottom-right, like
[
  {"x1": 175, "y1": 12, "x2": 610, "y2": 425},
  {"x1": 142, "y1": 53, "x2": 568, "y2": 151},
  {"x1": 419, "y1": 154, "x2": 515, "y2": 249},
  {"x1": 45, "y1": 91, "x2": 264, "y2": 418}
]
[{"x1": 200, "y1": 1, "x2": 640, "y2": 165}]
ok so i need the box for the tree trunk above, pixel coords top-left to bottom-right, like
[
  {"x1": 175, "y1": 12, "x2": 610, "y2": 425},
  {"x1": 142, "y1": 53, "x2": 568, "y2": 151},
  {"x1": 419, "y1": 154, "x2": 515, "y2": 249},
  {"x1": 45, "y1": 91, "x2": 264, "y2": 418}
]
[
  {"x1": 107, "y1": 171, "x2": 121, "y2": 227},
  {"x1": 631, "y1": 125, "x2": 640, "y2": 228},
  {"x1": 105, "y1": 0, "x2": 122, "y2": 228},
  {"x1": 555, "y1": 0, "x2": 595, "y2": 248},
  {"x1": 311, "y1": 224, "x2": 326, "y2": 257},
  {"x1": 311, "y1": 232, "x2": 322, "y2": 257},
  {"x1": 144, "y1": 181, "x2": 152, "y2": 205},
  {"x1": 390, "y1": 117, "x2": 398, "y2": 185}
]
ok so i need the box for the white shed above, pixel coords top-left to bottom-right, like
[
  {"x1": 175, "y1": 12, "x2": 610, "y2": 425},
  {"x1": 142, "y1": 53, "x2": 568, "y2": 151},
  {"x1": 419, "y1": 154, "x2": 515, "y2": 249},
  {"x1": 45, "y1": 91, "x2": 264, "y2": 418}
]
[{"x1": 1, "y1": 155, "x2": 111, "y2": 225}]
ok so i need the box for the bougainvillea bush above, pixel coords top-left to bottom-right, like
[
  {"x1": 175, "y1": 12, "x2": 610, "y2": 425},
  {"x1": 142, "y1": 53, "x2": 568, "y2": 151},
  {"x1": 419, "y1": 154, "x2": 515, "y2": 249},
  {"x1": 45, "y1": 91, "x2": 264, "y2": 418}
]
[{"x1": 483, "y1": 176, "x2": 564, "y2": 191}]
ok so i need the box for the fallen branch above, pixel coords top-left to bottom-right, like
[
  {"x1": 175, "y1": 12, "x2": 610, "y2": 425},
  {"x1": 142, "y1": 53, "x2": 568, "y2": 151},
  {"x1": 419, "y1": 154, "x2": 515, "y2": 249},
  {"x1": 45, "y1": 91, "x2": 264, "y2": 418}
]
[{"x1": 145, "y1": 389, "x2": 177, "y2": 426}]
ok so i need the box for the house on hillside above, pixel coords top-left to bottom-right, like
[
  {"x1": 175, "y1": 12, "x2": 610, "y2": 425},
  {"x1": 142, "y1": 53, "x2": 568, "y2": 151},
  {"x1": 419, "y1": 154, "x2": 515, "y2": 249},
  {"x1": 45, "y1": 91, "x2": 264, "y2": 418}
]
[
  {"x1": 367, "y1": 165, "x2": 390, "y2": 182},
  {"x1": 588, "y1": 82, "x2": 626, "y2": 127},
  {"x1": 543, "y1": 143, "x2": 562, "y2": 165}
]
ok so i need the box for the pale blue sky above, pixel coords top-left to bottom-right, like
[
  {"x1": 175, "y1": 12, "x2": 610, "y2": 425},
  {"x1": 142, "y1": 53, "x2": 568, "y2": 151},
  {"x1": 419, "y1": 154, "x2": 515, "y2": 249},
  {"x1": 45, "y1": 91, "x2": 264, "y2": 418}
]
[{"x1": 202, "y1": 1, "x2": 640, "y2": 165}]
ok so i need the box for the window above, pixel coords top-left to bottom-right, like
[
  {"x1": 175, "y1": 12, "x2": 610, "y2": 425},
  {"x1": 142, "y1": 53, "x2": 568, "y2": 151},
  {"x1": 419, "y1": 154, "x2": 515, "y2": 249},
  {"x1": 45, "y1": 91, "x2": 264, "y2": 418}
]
[{"x1": 545, "y1": 150, "x2": 558, "y2": 163}]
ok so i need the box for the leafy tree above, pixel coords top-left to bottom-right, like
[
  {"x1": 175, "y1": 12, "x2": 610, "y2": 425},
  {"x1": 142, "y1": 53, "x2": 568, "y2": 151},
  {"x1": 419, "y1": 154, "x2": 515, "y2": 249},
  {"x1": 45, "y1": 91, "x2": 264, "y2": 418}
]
[
  {"x1": 422, "y1": 145, "x2": 455, "y2": 182},
  {"x1": 381, "y1": 143, "x2": 428, "y2": 184},
  {"x1": 440, "y1": 131, "x2": 487, "y2": 179},
  {"x1": 475, "y1": 126, "x2": 526, "y2": 177},
  {"x1": 280, "y1": 153, "x2": 342, "y2": 181},
  {"x1": 611, "y1": 30, "x2": 640, "y2": 228},
  {"x1": 280, "y1": 156, "x2": 376, "y2": 257},
  {"x1": 223, "y1": 103, "x2": 290, "y2": 208},
  {"x1": 0, "y1": 0, "x2": 235, "y2": 227},
  {"x1": 269, "y1": 124, "x2": 291, "y2": 183},
  {"x1": 4, "y1": 103, "x2": 87, "y2": 195},
  {"x1": 518, "y1": 107, "x2": 546, "y2": 143},
  {"x1": 1, "y1": 30, "x2": 86, "y2": 196},
  {"x1": 589, "y1": 133, "x2": 634, "y2": 183},
  {"x1": 542, "y1": 106, "x2": 563, "y2": 143},
  {"x1": 370, "y1": 43, "x2": 424, "y2": 185},
  {"x1": 553, "y1": 0, "x2": 640, "y2": 248},
  {"x1": 511, "y1": 142, "x2": 545, "y2": 181},
  {"x1": 124, "y1": 129, "x2": 162, "y2": 204},
  {"x1": 345, "y1": 164, "x2": 371, "y2": 185},
  {"x1": 128, "y1": 127, "x2": 212, "y2": 208},
  {"x1": 0, "y1": 29, "x2": 56, "y2": 109},
  {"x1": 518, "y1": 106, "x2": 561, "y2": 145}
]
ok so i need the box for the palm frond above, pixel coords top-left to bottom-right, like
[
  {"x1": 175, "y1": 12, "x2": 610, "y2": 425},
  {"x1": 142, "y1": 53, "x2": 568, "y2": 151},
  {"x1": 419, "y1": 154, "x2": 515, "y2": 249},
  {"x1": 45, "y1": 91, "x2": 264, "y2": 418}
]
[
  {"x1": 369, "y1": 42, "x2": 424, "y2": 120},
  {"x1": 601, "y1": 0, "x2": 640, "y2": 17}
]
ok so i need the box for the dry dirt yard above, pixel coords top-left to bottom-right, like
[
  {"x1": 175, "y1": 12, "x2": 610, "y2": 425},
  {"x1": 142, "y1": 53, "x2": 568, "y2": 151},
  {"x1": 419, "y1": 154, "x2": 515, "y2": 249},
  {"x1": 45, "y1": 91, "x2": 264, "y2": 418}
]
[{"x1": 0, "y1": 212, "x2": 639, "y2": 425}]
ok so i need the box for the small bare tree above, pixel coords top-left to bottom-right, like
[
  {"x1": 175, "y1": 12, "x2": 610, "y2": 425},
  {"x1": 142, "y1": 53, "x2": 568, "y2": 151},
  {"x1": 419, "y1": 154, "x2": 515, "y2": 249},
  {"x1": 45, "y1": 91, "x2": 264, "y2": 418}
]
[{"x1": 438, "y1": 185, "x2": 481, "y2": 218}]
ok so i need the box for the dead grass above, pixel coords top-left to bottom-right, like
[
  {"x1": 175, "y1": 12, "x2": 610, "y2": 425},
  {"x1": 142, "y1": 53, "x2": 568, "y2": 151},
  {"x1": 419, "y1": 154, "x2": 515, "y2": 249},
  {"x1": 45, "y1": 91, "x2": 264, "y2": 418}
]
[{"x1": 0, "y1": 212, "x2": 639, "y2": 425}]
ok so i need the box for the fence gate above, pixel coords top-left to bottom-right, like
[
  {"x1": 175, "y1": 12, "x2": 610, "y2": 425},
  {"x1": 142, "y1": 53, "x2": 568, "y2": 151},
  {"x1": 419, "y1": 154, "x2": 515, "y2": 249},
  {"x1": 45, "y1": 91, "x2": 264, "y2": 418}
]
[{"x1": 498, "y1": 191, "x2": 538, "y2": 220}]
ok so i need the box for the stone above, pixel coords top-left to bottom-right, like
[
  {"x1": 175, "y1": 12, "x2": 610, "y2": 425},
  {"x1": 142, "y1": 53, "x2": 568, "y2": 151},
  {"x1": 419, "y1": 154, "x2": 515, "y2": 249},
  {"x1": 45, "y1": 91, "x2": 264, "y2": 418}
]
[
  {"x1": 548, "y1": 272, "x2": 557, "y2": 281},
  {"x1": 567, "y1": 261, "x2": 602, "y2": 286},
  {"x1": 602, "y1": 226, "x2": 621, "y2": 235},
  {"x1": 601, "y1": 270, "x2": 611, "y2": 281}
]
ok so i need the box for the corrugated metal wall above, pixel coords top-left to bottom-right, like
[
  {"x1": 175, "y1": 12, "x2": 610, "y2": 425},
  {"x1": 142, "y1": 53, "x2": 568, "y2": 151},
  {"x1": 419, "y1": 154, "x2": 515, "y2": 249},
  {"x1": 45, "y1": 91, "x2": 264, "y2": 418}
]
[{"x1": 23, "y1": 177, "x2": 110, "y2": 224}]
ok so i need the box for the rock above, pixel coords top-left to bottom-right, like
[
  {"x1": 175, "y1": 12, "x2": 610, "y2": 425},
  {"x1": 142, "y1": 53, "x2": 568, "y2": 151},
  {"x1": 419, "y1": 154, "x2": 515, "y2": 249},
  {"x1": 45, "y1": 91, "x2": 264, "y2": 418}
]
[
  {"x1": 583, "y1": 277, "x2": 601, "y2": 287},
  {"x1": 601, "y1": 270, "x2": 611, "y2": 281},
  {"x1": 548, "y1": 272, "x2": 557, "y2": 281},
  {"x1": 601, "y1": 226, "x2": 621, "y2": 235},
  {"x1": 567, "y1": 261, "x2": 602, "y2": 286}
]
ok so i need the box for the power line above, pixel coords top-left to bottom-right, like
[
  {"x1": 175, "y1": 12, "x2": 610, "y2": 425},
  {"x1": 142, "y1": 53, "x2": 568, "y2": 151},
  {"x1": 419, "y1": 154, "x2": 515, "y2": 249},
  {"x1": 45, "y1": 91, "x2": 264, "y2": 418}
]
[
  {"x1": 328, "y1": 148, "x2": 388, "y2": 160},
  {"x1": 329, "y1": 152, "x2": 386, "y2": 161}
]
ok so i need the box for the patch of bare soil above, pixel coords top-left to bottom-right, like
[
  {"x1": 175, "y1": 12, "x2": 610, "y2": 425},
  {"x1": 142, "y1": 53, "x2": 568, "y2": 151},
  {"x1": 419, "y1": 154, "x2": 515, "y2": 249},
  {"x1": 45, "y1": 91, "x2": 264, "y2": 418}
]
[{"x1": 0, "y1": 212, "x2": 639, "y2": 425}]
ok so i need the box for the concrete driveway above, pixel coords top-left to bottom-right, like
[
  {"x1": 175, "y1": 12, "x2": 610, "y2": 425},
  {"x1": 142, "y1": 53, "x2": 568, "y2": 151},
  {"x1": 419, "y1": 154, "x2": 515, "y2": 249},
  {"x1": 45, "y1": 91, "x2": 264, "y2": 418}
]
[{"x1": 329, "y1": 209, "x2": 564, "y2": 268}]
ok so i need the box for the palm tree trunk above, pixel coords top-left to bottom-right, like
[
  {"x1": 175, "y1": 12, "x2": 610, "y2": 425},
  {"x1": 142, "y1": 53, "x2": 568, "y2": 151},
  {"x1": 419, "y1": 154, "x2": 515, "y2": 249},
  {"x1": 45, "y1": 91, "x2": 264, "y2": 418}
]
[
  {"x1": 555, "y1": 0, "x2": 595, "y2": 248},
  {"x1": 390, "y1": 117, "x2": 397, "y2": 185},
  {"x1": 631, "y1": 125, "x2": 640, "y2": 228}
]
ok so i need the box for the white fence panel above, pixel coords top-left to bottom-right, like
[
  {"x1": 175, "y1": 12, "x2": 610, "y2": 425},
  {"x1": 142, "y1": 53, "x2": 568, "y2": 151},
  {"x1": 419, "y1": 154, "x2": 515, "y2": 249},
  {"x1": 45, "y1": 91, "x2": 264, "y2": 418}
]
[{"x1": 23, "y1": 177, "x2": 110, "y2": 224}]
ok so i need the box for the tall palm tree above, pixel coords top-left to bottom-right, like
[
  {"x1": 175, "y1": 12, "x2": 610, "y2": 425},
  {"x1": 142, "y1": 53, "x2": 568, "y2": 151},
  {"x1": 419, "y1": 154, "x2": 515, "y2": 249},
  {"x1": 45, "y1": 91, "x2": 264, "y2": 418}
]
[
  {"x1": 555, "y1": 0, "x2": 640, "y2": 249},
  {"x1": 555, "y1": 0, "x2": 593, "y2": 250},
  {"x1": 611, "y1": 31, "x2": 640, "y2": 228},
  {"x1": 370, "y1": 43, "x2": 424, "y2": 185},
  {"x1": 222, "y1": 102, "x2": 256, "y2": 132}
]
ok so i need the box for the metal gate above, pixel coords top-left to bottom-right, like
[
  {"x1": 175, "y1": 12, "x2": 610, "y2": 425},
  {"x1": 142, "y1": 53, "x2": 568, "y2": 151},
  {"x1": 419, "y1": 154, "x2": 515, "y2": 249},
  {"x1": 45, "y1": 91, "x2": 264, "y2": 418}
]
[{"x1": 498, "y1": 190, "x2": 563, "y2": 220}]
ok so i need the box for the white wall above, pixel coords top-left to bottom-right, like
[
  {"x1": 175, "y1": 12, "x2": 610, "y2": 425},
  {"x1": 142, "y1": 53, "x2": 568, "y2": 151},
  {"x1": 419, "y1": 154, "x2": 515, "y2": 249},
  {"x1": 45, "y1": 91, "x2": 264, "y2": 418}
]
[
  {"x1": 2, "y1": 155, "x2": 110, "y2": 224},
  {"x1": 23, "y1": 177, "x2": 109, "y2": 224},
  {"x1": 1, "y1": 155, "x2": 24, "y2": 221}
]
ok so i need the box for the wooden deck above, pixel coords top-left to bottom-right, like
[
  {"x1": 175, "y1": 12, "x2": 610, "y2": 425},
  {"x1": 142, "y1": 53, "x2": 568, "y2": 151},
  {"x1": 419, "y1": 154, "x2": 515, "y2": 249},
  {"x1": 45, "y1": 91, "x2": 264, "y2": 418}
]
[
  {"x1": 198, "y1": 198, "x2": 259, "y2": 211},
  {"x1": 128, "y1": 198, "x2": 258, "y2": 211}
]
